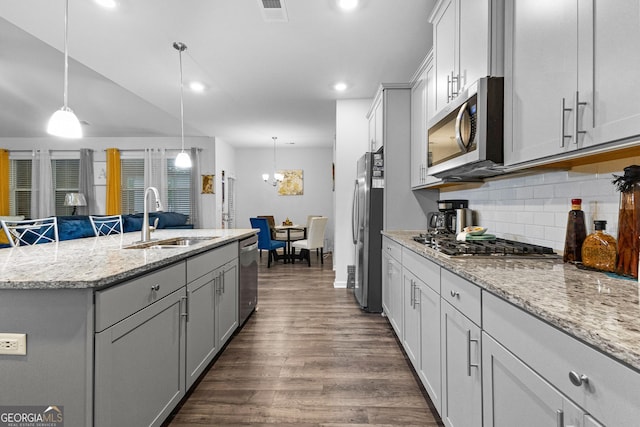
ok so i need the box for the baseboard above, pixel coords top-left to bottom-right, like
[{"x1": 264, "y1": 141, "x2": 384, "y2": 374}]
[{"x1": 333, "y1": 280, "x2": 348, "y2": 289}]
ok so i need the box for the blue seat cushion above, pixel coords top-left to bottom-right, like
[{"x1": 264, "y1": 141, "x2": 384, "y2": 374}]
[{"x1": 269, "y1": 240, "x2": 286, "y2": 250}]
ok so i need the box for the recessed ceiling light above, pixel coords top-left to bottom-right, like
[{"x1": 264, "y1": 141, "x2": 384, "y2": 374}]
[
  {"x1": 95, "y1": 0, "x2": 117, "y2": 9},
  {"x1": 333, "y1": 82, "x2": 348, "y2": 92},
  {"x1": 337, "y1": 0, "x2": 359, "y2": 11},
  {"x1": 189, "y1": 81, "x2": 206, "y2": 92}
]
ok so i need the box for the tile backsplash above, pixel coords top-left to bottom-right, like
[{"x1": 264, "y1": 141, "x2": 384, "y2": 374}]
[{"x1": 440, "y1": 157, "x2": 640, "y2": 251}]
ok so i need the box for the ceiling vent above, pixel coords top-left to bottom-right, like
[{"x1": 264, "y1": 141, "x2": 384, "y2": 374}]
[{"x1": 257, "y1": 0, "x2": 289, "y2": 22}]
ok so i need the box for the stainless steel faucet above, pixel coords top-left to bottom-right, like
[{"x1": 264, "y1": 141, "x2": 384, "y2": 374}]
[{"x1": 141, "y1": 186, "x2": 164, "y2": 242}]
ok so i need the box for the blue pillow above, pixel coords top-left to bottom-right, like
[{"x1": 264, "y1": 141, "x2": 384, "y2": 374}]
[
  {"x1": 123, "y1": 215, "x2": 143, "y2": 232},
  {"x1": 58, "y1": 217, "x2": 95, "y2": 241}
]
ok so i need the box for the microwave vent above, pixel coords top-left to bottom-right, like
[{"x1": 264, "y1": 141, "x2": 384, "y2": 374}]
[{"x1": 258, "y1": 0, "x2": 289, "y2": 22}]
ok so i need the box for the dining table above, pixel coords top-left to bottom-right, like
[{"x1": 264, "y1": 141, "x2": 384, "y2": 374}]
[{"x1": 274, "y1": 224, "x2": 305, "y2": 263}]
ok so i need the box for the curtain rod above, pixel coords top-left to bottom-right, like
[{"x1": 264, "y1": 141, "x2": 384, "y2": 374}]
[
  {"x1": 8, "y1": 149, "x2": 81, "y2": 153},
  {"x1": 103, "y1": 148, "x2": 203, "y2": 152}
]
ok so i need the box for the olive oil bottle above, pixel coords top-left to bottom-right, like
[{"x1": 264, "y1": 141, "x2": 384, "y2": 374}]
[{"x1": 581, "y1": 220, "x2": 617, "y2": 272}]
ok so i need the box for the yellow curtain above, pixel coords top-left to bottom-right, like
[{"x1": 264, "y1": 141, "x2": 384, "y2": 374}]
[
  {"x1": 0, "y1": 149, "x2": 8, "y2": 216},
  {"x1": 106, "y1": 148, "x2": 121, "y2": 215}
]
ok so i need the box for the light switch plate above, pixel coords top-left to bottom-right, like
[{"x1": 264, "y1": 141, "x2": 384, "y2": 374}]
[{"x1": 0, "y1": 333, "x2": 27, "y2": 355}]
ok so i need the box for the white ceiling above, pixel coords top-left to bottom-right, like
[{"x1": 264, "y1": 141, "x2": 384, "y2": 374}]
[{"x1": 0, "y1": 0, "x2": 434, "y2": 148}]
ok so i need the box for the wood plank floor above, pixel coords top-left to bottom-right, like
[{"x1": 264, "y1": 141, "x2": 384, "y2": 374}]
[{"x1": 166, "y1": 252, "x2": 443, "y2": 426}]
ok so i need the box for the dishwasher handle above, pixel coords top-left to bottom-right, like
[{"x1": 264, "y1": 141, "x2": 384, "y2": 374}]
[{"x1": 241, "y1": 242, "x2": 258, "y2": 253}]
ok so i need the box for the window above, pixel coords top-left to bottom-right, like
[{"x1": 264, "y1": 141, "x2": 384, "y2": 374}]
[
  {"x1": 167, "y1": 158, "x2": 191, "y2": 219},
  {"x1": 120, "y1": 157, "x2": 191, "y2": 221},
  {"x1": 9, "y1": 159, "x2": 32, "y2": 218},
  {"x1": 52, "y1": 159, "x2": 80, "y2": 215},
  {"x1": 121, "y1": 159, "x2": 144, "y2": 214}
]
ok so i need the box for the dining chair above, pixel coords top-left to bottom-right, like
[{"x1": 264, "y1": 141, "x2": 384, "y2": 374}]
[
  {"x1": 250, "y1": 217, "x2": 286, "y2": 268},
  {"x1": 291, "y1": 216, "x2": 328, "y2": 266},
  {"x1": 0, "y1": 217, "x2": 59, "y2": 247},
  {"x1": 89, "y1": 215, "x2": 123, "y2": 236},
  {"x1": 257, "y1": 215, "x2": 277, "y2": 239}
]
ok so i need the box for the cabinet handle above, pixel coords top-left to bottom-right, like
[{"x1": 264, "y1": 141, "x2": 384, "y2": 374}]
[
  {"x1": 560, "y1": 98, "x2": 572, "y2": 147},
  {"x1": 409, "y1": 280, "x2": 415, "y2": 307},
  {"x1": 574, "y1": 91, "x2": 587, "y2": 144},
  {"x1": 447, "y1": 74, "x2": 451, "y2": 101},
  {"x1": 221, "y1": 272, "x2": 225, "y2": 293},
  {"x1": 568, "y1": 370, "x2": 589, "y2": 387},
  {"x1": 150, "y1": 284, "x2": 160, "y2": 292},
  {"x1": 556, "y1": 409, "x2": 564, "y2": 427},
  {"x1": 180, "y1": 295, "x2": 189, "y2": 322},
  {"x1": 467, "y1": 330, "x2": 479, "y2": 376},
  {"x1": 413, "y1": 283, "x2": 420, "y2": 307},
  {"x1": 450, "y1": 290, "x2": 460, "y2": 298},
  {"x1": 450, "y1": 71, "x2": 459, "y2": 99}
]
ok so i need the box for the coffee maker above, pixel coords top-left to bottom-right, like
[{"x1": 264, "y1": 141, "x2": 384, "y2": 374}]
[{"x1": 428, "y1": 199, "x2": 469, "y2": 234}]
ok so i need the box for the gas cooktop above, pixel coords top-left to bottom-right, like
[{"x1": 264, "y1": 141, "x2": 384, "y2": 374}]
[{"x1": 412, "y1": 233, "x2": 559, "y2": 258}]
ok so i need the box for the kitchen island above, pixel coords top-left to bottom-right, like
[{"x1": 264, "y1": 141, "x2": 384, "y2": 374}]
[
  {"x1": 0, "y1": 229, "x2": 256, "y2": 427},
  {"x1": 383, "y1": 230, "x2": 640, "y2": 427}
]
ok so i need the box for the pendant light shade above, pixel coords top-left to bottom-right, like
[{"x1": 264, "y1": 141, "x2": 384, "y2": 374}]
[
  {"x1": 48, "y1": 0, "x2": 82, "y2": 138},
  {"x1": 173, "y1": 41, "x2": 192, "y2": 169},
  {"x1": 263, "y1": 136, "x2": 283, "y2": 186}
]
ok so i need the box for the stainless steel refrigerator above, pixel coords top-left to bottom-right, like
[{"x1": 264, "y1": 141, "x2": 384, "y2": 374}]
[{"x1": 352, "y1": 151, "x2": 383, "y2": 313}]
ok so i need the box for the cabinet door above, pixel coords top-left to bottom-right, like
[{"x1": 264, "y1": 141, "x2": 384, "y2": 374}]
[
  {"x1": 433, "y1": 0, "x2": 457, "y2": 112},
  {"x1": 374, "y1": 97, "x2": 383, "y2": 151},
  {"x1": 591, "y1": 0, "x2": 640, "y2": 146},
  {"x1": 411, "y1": 74, "x2": 427, "y2": 188},
  {"x1": 389, "y1": 256, "x2": 403, "y2": 338},
  {"x1": 94, "y1": 289, "x2": 185, "y2": 427},
  {"x1": 186, "y1": 272, "x2": 217, "y2": 389},
  {"x1": 504, "y1": 0, "x2": 579, "y2": 165},
  {"x1": 381, "y1": 251, "x2": 392, "y2": 318},
  {"x1": 402, "y1": 270, "x2": 420, "y2": 369},
  {"x1": 368, "y1": 111, "x2": 376, "y2": 152},
  {"x1": 457, "y1": 0, "x2": 489, "y2": 91},
  {"x1": 418, "y1": 280, "x2": 441, "y2": 416},
  {"x1": 217, "y1": 260, "x2": 238, "y2": 348},
  {"x1": 482, "y1": 333, "x2": 586, "y2": 427},
  {"x1": 440, "y1": 300, "x2": 481, "y2": 427}
]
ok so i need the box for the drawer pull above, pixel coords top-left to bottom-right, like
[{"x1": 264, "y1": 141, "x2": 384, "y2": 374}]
[
  {"x1": 568, "y1": 371, "x2": 589, "y2": 387},
  {"x1": 150, "y1": 284, "x2": 160, "y2": 291},
  {"x1": 556, "y1": 409, "x2": 564, "y2": 427},
  {"x1": 450, "y1": 290, "x2": 460, "y2": 298},
  {"x1": 467, "y1": 330, "x2": 479, "y2": 376}
]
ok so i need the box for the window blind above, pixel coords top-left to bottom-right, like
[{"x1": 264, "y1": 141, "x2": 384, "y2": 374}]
[
  {"x1": 121, "y1": 158, "x2": 144, "y2": 214},
  {"x1": 167, "y1": 159, "x2": 191, "y2": 221},
  {"x1": 9, "y1": 159, "x2": 32, "y2": 217},
  {"x1": 52, "y1": 159, "x2": 80, "y2": 215}
]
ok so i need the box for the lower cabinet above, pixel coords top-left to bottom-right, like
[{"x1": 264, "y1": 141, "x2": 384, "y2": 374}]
[
  {"x1": 482, "y1": 332, "x2": 589, "y2": 427},
  {"x1": 402, "y1": 269, "x2": 421, "y2": 368},
  {"x1": 382, "y1": 238, "x2": 403, "y2": 337},
  {"x1": 417, "y1": 280, "x2": 441, "y2": 415},
  {"x1": 440, "y1": 300, "x2": 482, "y2": 427},
  {"x1": 186, "y1": 243, "x2": 239, "y2": 389},
  {"x1": 94, "y1": 288, "x2": 186, "y2": 427}
]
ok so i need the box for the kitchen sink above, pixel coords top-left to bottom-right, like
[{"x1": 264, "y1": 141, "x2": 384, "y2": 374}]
[{"x1": 125, "y1": 236, "x2": 218, "y2": 249}]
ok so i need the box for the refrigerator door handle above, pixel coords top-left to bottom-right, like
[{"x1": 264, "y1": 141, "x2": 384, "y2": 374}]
[{"x1": 352, "y1": 179, "x2": 359, "y2": 244}]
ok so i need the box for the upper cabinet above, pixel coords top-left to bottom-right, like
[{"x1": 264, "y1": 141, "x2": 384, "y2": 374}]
[
  {"x1": 504, "y1": 0, "x2": 640, "y2": 166},
  {"x1": 429, "y1": 0, "x2": 503, "y2": 116}
]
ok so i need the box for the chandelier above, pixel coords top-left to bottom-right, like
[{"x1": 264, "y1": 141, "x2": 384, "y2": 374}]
[{"x1": 262, "y1": 136, "x2": 283, "y2": 186}]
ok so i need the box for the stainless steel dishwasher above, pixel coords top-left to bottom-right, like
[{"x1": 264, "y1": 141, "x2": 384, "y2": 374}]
[{"x1": 238, "y1": 234, "x2": 258, "y2": 326}]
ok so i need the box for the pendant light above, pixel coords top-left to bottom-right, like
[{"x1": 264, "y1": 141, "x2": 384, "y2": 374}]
[
  {"x1": 47, "y1": 0, "x2": 82, "y2": 138},
  {"x1": 263, "y1": 137, "x2": 283, "y2": 186},
  {"x1": 173, "y1": 41, "x2": 192, "y2": 169}
]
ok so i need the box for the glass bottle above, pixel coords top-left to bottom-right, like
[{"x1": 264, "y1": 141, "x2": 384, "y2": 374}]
[
  {"x1": 613, "y1": 165, "x2": 640, "y2": 278},
  {"x1": 563, "y1": 198, "x2": 586, "y2": 263},
  {"x1": 581, "y1": 220, "x2": 617, "y2": 272}
]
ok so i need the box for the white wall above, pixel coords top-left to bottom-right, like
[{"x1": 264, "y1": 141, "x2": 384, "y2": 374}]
[
  {"x1": 440, "y1": 155, "x2": 640, "y2": 251},
  {"x1": 334, "y1": 99, "x2": 371, "y2": 288},
  {"x1": 235, "y1": 145, "x2": 334, "y2": 250},
  {"x1": 1, "y1": 136, "x2": 218, "y2": 228}
]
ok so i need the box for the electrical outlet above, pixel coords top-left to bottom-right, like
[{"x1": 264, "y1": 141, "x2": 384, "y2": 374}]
[{"x1": 0, "y1": 333, "x2": 26, "y2": 355}]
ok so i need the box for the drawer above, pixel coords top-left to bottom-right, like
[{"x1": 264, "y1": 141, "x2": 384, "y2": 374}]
[
  {"x1": 95, "y1": 262, "x2": 186, "y2": 332},
  {"x1": 440, "y1": 269, "x2": 481, "y2": 326},
  {"x1": 187, "y1": 242, "x2": 238, "y2": 283},
  {"x1": 382, "y1": 236, "x2": 402, "y2": 261},
  {"x1": 483, "y1": 291, "x2": 640, "y2": 427},
  {"x1": 402, "y1": 247, "x2": 440, "y2": 293}
]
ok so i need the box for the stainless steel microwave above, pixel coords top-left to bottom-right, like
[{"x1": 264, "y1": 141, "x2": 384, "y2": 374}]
[{"x1": 427, "y1": 77, "x2": 504, "y2": 178}]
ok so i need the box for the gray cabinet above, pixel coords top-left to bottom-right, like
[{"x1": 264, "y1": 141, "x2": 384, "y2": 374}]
[
  {"x1": 482, "y1": 332, "x2": 587, "y2": 427},
  {"x1": 382, "y1": 237, "x2": 403, "y2": 337},
  {"x1": 402, "y1": 269, "x2": 420, "y2": 368},
  {"x1": 185, "y1": 243, "x2": 238, "y2": 389},
  {"x1": 440, "y1": 270, "x2": 482, "y2": 427},
  {"x1": 504, "y1": 0, "x2": 640, "y2": 166},
  {"x1": 94, "y1": 263, "x2": 187, "y2": 427}
]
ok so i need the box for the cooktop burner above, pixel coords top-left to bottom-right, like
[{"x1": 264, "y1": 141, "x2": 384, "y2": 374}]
[{"x1": 412, "y1": 233, "x2": 559, "y2": 258}]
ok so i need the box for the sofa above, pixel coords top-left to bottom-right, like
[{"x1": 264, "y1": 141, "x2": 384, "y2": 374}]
[{"x1": 1, "y1": 212, "x2": 193, "y2": 247}]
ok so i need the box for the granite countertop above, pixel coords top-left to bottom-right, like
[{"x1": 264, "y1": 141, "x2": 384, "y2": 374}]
[
  {"x1": 383, "y1": 230, "x2": 640, "y2": 373},
  {"x1": 0, "y1": 229, "x2": 256, "y2": 290}
]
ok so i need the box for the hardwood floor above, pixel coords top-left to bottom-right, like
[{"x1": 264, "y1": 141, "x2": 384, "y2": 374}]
[{"x1": 167, "y1": 252, "x2": 443, "y2": 426}]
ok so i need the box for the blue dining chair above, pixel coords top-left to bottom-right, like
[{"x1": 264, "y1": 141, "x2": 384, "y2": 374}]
[{"x1": 250, "y1": 217, "x2": 286, "y2": 268}]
